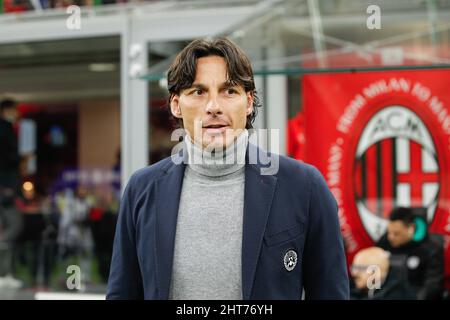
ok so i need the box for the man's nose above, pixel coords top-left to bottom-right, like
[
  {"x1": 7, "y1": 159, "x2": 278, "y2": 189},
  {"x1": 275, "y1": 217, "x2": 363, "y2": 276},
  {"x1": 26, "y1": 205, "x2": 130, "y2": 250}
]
[{"x1": 205, "y1": 95, "x2": 222, "y2": 116}]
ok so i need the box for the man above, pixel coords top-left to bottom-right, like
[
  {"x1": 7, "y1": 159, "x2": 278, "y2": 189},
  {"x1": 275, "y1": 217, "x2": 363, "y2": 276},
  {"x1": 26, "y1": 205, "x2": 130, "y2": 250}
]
[
  {"x1": 107, "y1": 38, "x2": 349, "y2": 300},
  {"x1": 350, "y1": 247, "x2": 416, "y2": 300},
  {"x1": 0, "y1": 98, "x2": 23, "y2": 287},
  {"x1": 377, "y1": 207, "x2": 444, "y2": 300}
]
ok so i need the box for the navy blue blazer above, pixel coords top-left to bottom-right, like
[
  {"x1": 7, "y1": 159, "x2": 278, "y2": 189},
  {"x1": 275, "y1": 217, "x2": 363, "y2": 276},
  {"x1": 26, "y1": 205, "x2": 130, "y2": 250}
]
[{"x1": 107, "y1": 143, "x2": 349, "y2": 300}]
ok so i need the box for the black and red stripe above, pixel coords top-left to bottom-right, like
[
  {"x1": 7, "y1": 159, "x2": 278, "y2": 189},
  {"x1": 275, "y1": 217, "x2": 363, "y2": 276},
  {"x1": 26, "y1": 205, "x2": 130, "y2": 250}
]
[{"x1": 355, "y1": 138, "x2": 397, "y2": 218}]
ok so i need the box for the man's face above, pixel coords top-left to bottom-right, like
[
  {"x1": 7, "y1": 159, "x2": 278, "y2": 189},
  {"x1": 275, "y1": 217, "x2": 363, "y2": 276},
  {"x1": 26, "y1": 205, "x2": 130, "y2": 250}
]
[
  {"x1": 387, "y1": 220, "x2": 414, "y2": 248},
  {"x1": 170, "y1": 55, "x2": 253, "y2": 149}
]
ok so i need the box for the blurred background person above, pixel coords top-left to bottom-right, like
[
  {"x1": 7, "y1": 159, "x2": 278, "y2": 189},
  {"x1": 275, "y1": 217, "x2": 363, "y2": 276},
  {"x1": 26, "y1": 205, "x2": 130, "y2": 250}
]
[
  {"x1": 377, "y1": 207, "x2": 445, "y2": 300},
  {"x1": 89, "y1": 187, "x2": 118, "y2": 283},
  {"x1": 14, "y1": 181, "x2": 58, "y2": 291},
  {"x1": 350, "y1": 247, "x2": 415, "y2": 300},
  {"x1": 56, "y1": 185, "x2": 93, "y2": 288},
  {"x1": 0, "y1": 98, "x2": 24, "y2": 289}
]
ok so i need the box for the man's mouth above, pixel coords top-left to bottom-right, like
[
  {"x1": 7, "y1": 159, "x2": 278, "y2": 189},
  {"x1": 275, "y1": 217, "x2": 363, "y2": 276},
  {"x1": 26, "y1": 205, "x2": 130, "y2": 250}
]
[
  {"x1": 202, "y1": 124, "x2": 230, "y2": 134},
  {"x1": 203, "y1": 124, "x2": 228, "y2": 128}
]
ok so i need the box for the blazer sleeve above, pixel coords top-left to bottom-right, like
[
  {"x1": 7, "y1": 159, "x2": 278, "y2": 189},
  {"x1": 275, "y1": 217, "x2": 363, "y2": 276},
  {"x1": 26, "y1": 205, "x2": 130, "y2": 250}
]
[
  {"x1": 302, "y1": 166, "x2": 350, "y2": 300},
  {"x1": 106, "y1": 177, "x2": 144, "y2": 299}
]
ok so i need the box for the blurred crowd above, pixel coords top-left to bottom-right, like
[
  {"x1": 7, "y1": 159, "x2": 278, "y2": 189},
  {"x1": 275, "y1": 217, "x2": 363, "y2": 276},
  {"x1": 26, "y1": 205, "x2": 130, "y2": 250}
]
[
  {"x1": 1, "y1": 0, "x2": 145, "y2": 13},
  {"x1": 0, "y1": 99, "x2": 118, "y2": 292}
]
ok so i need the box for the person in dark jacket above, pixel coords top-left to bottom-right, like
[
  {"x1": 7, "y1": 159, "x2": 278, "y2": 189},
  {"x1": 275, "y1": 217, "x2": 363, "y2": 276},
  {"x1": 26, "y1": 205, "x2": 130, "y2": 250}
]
[
  {"x1": 0, "y1": 98, "x2": 23, "y2": 283},
  {"x1": 377, "y1": 207, "x2": 444, "y2": 300},
  {"x1": 0, "y1": 99, "x2": 20, "y2": 194}
]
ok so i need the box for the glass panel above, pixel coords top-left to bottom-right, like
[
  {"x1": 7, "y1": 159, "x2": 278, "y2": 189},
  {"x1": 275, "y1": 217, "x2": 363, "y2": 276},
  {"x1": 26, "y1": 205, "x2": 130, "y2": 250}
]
[{"x1": 142, "y1": 0, "x2": 450, "y2": 80}]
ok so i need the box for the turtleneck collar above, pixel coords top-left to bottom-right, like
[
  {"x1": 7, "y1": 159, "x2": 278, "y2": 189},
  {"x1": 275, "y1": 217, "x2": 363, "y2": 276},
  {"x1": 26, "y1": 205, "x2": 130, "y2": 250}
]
[{"x1": 184, "y1": 129, "x2": 248, "y2": 177}]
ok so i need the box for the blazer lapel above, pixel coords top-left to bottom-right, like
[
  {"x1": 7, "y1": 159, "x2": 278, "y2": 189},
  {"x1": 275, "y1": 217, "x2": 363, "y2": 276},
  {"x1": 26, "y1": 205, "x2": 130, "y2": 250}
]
[
  {"x1": 242, "y1": 144, "x2": 278, "y2": 299},
  {"x1": 154, "y1": 149, "x2": 186, "y2": 299}
]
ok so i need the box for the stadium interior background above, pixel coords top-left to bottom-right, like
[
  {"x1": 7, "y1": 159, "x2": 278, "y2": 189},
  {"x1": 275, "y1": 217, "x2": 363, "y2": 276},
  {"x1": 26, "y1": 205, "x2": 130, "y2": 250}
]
[{"x1": 0, "y1": 0, "x2": 450, "y2": 300}]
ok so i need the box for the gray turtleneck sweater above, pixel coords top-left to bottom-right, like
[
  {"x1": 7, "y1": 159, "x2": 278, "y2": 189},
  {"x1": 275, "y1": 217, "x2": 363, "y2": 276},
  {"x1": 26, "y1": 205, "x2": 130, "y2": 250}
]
[{"x1": 169, "y1": 131, "x2": 248, "y2": 300}]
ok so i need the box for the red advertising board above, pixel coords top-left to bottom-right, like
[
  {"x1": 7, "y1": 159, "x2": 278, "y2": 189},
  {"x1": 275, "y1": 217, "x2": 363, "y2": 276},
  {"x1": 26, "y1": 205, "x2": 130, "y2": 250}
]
[{"x1": 296, "y1": 70, "x2": 450, "y2": 288}]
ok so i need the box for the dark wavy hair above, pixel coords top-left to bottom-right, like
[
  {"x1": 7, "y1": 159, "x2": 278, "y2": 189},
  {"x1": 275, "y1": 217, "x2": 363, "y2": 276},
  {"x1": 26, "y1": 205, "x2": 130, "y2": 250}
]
[
  {"x1": 389, "y1": 207, "x2": 415, "y2": 225},
  {"x1": 167, "y1": 37, "x2": 261, "y2": 129}
]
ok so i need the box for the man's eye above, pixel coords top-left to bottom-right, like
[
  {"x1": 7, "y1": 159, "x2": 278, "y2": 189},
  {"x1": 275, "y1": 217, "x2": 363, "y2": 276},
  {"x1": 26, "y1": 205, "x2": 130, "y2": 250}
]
[
  {"x1": 225, "y1": 88, "x2": 237, "y2": 95},
  {"x1": 192, "y1": 89, "x2": 203, "y2": 96}
]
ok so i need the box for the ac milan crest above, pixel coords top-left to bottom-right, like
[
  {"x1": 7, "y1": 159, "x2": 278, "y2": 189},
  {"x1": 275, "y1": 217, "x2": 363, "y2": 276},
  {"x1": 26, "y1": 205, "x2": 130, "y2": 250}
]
[{"x1": 354, "y1": 106, "x2": 439, "y2": 241}]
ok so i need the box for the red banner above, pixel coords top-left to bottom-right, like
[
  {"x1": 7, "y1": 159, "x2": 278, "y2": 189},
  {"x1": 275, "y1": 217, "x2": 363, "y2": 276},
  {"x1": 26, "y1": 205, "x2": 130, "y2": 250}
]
[{"x1": 297, "y1": 70, "x2": 450, "y2": 288}]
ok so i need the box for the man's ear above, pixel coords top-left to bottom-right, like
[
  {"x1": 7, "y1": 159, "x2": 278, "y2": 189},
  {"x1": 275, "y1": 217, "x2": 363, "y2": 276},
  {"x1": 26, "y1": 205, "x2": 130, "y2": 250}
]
[
  {"x1": 170, "y1": 95, "x2": 183, "y2": 119},
  {"x1": 246, "y1": 91, "x2": 254, "y2": 116}
]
